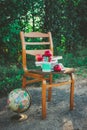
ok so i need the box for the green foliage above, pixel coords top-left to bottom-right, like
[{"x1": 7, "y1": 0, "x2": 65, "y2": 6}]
[
  {"x1": 0, "y1": 0, "x2": 44, "y2": 64},
  {"x1": 76, "y1": 66, "x2": 87, "y2": 77},
  {"x1": 1, "y1": 20, "x2": 22, "y2": 63},
  {"x1": 0, "y1": 0, "x2": 87, "y2": 64},
  {"x1": 0, "y1": 65, "x2": 23, "y2": 97},
  {"x1": 43, "y1": 0, "x2": 87, "y2": 53}
]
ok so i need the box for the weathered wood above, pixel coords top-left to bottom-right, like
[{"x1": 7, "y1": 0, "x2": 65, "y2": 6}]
[
  {"x1": 42, "y1": 79, "x2": 46, "y2": 119},
  {"x1": 70, "y1": 73, "x2": 75, "y2": 110},
  {"x1": 24, "y1": 32, "x2": 49, "y2": 38},
  {"x1": 48, "y1": 74, "x2": 52, "y2": 101},
  {"x1": 25, "y1": 42, "x2": 50, "y2": 45},
  {"x1": 20, "y1": 31, "x2": 75, "y2": 119},
  {"x1": 47, "y1": 80, "x2": 71, "y2": 88}
]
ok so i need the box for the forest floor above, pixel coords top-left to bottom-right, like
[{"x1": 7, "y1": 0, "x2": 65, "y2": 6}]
[{"x1": 0, "y1": 67, "x2": 87, "y2": 130}]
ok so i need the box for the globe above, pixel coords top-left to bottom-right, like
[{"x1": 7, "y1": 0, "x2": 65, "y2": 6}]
[{"x1": 7, "y1": 88, "x2": 31, "y2": 113}]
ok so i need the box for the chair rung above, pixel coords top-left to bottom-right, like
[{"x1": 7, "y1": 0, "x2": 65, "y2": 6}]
[
  {"x1": 26, "y1": 79, "x2": 41, "y2": 84},
  {"x1": 47, "y1": 80, "x2": 71, "y2": 88}
]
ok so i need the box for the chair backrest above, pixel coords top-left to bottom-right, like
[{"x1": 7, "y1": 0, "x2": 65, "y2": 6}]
[{"x1": 20, "y1": 31, "x2": 53, "y2": 71}]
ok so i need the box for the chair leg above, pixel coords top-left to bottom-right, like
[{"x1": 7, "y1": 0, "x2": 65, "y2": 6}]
[
  {"x1": 70, "y1": 73, "x2": 75, "y2": 110},
  {"x1": 42, "y1": 79, "x2": 46, "y2": 119},
  {"x1": 48, "y1": 74, "x2": 52, "y2": 101},
  {"x1": 22, "y1": 76, "x2": 26, "y2": 88}
]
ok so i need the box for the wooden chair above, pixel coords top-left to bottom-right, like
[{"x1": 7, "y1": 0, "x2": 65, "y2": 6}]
[{"x1": 20, "y1": 31, "x2": 75, "y2": 119}]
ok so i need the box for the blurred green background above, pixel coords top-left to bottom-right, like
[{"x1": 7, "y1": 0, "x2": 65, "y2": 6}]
[{"x1": 0, "y1": 0, "x2": 87, "y2": 96}]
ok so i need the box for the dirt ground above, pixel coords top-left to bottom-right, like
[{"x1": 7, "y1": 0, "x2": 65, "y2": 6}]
[{"x1": 0, "y1": 76, "x2": 87, "y2": 130}]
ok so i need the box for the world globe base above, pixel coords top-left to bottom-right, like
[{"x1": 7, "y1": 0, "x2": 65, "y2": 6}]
[{"x1": 11, "y1": 113, "x2": 28, "y2": 121}]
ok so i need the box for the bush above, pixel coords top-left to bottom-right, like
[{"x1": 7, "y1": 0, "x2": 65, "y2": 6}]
[{"x1": 0, "y1": 65, "x2": 23, "y2": 97}]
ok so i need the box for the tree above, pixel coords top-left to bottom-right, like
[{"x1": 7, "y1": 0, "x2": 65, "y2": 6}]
[{"x1": 43, "y1": 0, "x2": 87, "y2": 54}]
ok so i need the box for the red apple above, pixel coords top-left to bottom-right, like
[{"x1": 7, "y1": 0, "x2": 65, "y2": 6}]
[
  {"x1": 44, "y1": 50, "x2": 52, "y2": 57},
  {"x1": 54, "y1": 64, "x2": 62, "y2": 72},
  {"x1": 36, "y1": 54, "x2": 43, "y2": 61}
]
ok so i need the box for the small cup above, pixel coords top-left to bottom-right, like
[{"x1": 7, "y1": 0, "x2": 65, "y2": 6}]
[{"x1": 42, "y1": 62, "x2": 51, "y2": 72}]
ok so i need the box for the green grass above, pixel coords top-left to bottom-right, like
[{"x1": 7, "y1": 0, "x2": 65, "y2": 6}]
[{"x1": 75, "y1": 66, "x2": 87, "y2": 79}]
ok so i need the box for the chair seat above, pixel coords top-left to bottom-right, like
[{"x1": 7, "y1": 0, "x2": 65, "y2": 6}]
[{"x1": 28, "y1": 67, "x2": 75, "y2": 75}]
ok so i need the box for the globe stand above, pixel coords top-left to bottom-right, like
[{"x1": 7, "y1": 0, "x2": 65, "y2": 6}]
[
  {"x1": 8, "y1": 88, "x2": 31, "y2": 122},
  {"x1": 11, "y1": 113, "x2": 28, "y2": 121}
]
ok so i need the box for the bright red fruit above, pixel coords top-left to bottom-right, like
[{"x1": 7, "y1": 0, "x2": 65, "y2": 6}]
[
  {"x1": 36, "y1": 54, "x2": 43, "y2": 61},
  {"x1": 54, "y1": 64, "x2": 62, "y2": 72},
  {"x1": 44, "y1": 50, "x2": 52, "y2": 57}
]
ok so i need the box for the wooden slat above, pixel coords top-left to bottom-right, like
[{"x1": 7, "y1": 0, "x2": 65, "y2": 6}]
[
  {"x1": 63, "y1": 68, "x2": 75, "y2": 74},
  {"x1": 25, "y1": 42, "x2": 50, "y2": 45},
  {"x1": 47, "y1": 80, "x2": 71, "y2": 88},
  {"x1": 25, "y1": 78, "x2": 49, "y2": 85},
  {"x1": 26, "y1": 49, "x2": 50, "y2": 55},
  {"x1": 24, "y1": 32, "x2": 49, "y2": 38},
  {"x1": 25, "y1": 72, "x2": 44, "y2": 79},
  {"x1": 26, "y1": 79, "x2": 41, "y2": 85},
  {"x1": 28, "y1": 68, "x2": 74, "y2": 75}
]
